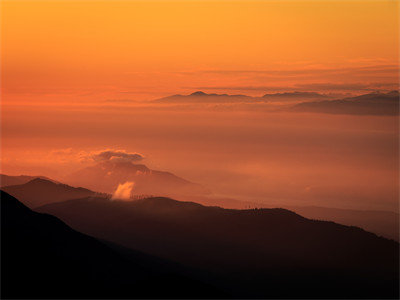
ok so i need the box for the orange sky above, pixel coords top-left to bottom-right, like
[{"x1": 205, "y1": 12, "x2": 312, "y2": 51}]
[
  {"x1": 1, "y1": 0, "x2": 399, "y2": 103},
  {"x1": 1, "y1": 1, "x2": 399, "y2": 211}
]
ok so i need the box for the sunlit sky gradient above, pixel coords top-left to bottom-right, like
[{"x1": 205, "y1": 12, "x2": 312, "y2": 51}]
[
  {"x1": 1, "y1": 0, "x2": 399, "y2": 103},
  {"x1": 1, "y1": 1, "x2": 399, "y2": 212}
]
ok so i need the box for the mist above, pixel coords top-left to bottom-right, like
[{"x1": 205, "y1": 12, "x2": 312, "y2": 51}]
[{"x1": 1, "y1": 102, "x2": 398, "y2": 211}]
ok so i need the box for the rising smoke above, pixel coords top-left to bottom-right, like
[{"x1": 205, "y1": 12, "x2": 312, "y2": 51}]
[{"x1": 111, "y1": 181, "x2": 134, "y2": 200}]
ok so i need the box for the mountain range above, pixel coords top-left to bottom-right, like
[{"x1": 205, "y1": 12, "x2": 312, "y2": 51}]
[
  {"x1": 1, "y1": 175, "x2": 399, "y2": 298},
  {"x1": 154, "y1": 91, "x2": 255, "y2": 103},
  {"x1": 63, "y1": 159, "x2": 209, "y2": 196},
  {"x1": 154, "y1": 91, "x2": 332, "y2": 104},
  {"x1": 2, "y1": 174, "x2": 398, "y2": 241},
  {"x1": 285, "y1": 205, "x2": 399, "y2": 241},
  {"x1": 36, "y1": 195, "x2": 399, "y2": 298},
  {"x1": 1, "y1": 191, "x2": 222, "y2": 298},
  {"x1": 178, "y1": 194, "x2": 399, "y2": 241},
  {"x1": 1, "y1": 176, "x2": 399, "y2": 299},
  {"x1": 0, "y1": 174, "x2": 55, "y2": 187},
  {"x1": 291, "y1": 90, "x2": 399, "y2": 115},
  {"x1": 152, "y1": 90, "x2": 399, "y2": 115},
  {"x1": 2, "y1": 178, "x2": 99, "y2": 208}
]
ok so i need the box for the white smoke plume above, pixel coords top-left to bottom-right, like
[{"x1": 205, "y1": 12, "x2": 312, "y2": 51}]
[{"x1": 111, "y1": 181, "x2": 135, "y2": 200}]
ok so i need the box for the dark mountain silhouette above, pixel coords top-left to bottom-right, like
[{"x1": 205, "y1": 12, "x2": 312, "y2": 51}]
[
  {"x1": 154, "y1": 91, "x2": 337, "y2": 104},
  {"x1": 286, "y1": 205, "x2": 399, "y2": 242},
  {"x1": 154, "y1": 91, "x2": 256, "y2": 103},
  {"x1": 290, "y1": 90, "x2": 399, "y2": 115},
  {"x1": 64, "y1": 160, "x2": 209, "y2": 196},
  {"x1": 2, "y1": 178, "x2": 99, "y2": 208},
  {"x1": 37, "y1": 196, "x2": 399, "y2": 298},
  {"x1": 153, "y1": 91, "x2": 399, "y2": 109},
  {"x1": 0, "y1": 173, "x2": 54, "y2": 187},
  {"x1": 1, "y1": 191, "x2": 224, "y2": 299},
  {"x1": 180, "y1": 195, "x2": 399, "y2": 241}
]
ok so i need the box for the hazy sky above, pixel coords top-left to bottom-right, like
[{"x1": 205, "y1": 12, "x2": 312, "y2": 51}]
[
  {"x1": 2, "y1": 104, "x2": 398, "y2": 211},
  {"x1": 1, "y1": 0, "x2": 399, "y2": 103},
  {"x1": 1, "y1": 0, "x2": 399, "y2": 212}
]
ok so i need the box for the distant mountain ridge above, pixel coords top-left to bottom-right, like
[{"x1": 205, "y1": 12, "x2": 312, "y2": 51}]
[
  {"x1": 154, "y1": 91, "x2": 255, "y2": 103},
  {"x1": 153, "y1": 90, "x2": 399, "y2": 115},
  {"x1": 0, "y1": 174, "x2": 55, "y2": 187},
  {"x1": 178, "y1": 194, "x2": 399, "y2": 241},
  {"x1": 64, "y1": 160, "x2": 209, "y2": 196},
  {"x1": 154, "y1": 91, "x2": 336, "y2": 104},
  {"x1": 286, "y1": 205, "x2": 399, "y2": 241},
  {"x1": 2, "y1": 178, "x2": 100, "y2": 208},
  {"x1": 290, "y1": 90, "x2": 399, "y2": 115}
]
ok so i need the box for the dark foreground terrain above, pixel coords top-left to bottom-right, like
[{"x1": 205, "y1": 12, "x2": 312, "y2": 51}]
[
  {"x1": 1, "y1": 191, "x2": 223, "y2": 299},
  {"x1": 1, "y1": 189, "x2": 399, "y2": 298},
  {"x1": 36, "y1": 195, "x2": 399, "y2": 298}
]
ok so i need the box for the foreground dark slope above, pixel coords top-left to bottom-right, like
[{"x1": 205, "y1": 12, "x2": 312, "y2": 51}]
[
  {"x1": 1, "y1": 191, "x2": 223, "y2": 299},
  {"x1": 2, "y1": 178, "x2": 99, "y2": 208},
  {"x1": 37, "y1": 196, "x2": 399, "y2": 298}
]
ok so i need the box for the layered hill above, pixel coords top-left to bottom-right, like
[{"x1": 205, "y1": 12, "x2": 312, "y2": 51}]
[
  {"x1": 37, "y1": 196, "x2": 399, "y2": 298},
  {"x1": 0, "y1": 174, "x2": 53, "y2": 187},
  {"x1": 153, "y1": 91, "x2": 333, "y2": 104},
  {"x1": 152, "y1": 90, "x2": 399, "y2": 115},
  {"x1": 179, "y1": 195, "x2": 399, "y2": 241},
  {"x1": 64, "y1": 160, "x2": 209, "y2": 196},
  {"x1": 154, "y1": 91, "x2": 256, "y2": 103},
  {"x1": 0, "y1": 191, "x2": 223, "y2": 299},
  {"x1": 286, "y1": 205, "x2": 399, "y2": 242},
  {"x1": 290, "y1": 90, "x2": 399, "y2": 115},
  {"x1": 2, "y1": 178, "x2": 99, "y2": 208}
]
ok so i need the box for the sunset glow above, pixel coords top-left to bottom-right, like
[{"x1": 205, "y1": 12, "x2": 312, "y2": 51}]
[
  {"x1": 1, "y1": 0, "x2": 399, "y2": 212},
  {"x1": 1, "y1": 0, "x2": 398, "y2": 104}
]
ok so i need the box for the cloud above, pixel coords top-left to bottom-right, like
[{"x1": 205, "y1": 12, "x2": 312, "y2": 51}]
[
  {"x1": 46, "y1": 148, "x2": 145, "y2": 165},
  {"x1": 176, "y1": 64, "x2": 398, "y2": 76},
  {"x1": 92, "y1": 150, "x2": 144, "y2": 163},
  {"x1": 49, "y1": 148, "x2": 74, "y2": 155},
  {"x1": 186, "y1": 82, "x2": 399, "y2": 93},
  {"x1": 295, "y1": 82, "x2": 399, "y2": 91},
  {"x1": 179, "y1": 64, "x2": 398, "y2": 94}
]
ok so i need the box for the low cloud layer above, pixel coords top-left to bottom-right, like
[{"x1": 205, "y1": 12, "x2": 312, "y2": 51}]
[
  {"x1": 92, "y1": 150, "x2": 144, "y2": 163},
  {"x1": 187, "y1": 82, "x2": 398, "y2": 93},
  {"x1": 33, "y1": 148, "x2": 145, "y2": 170}
]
